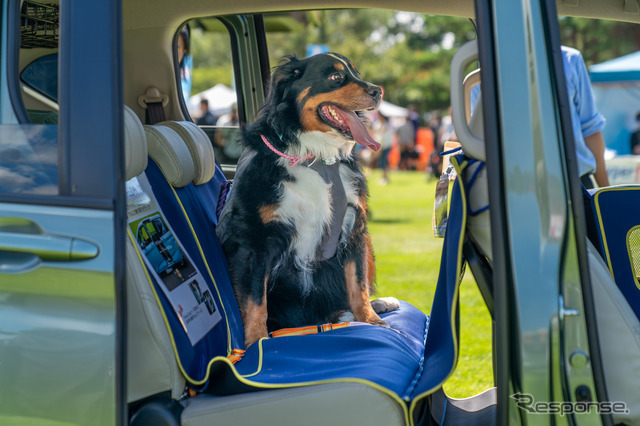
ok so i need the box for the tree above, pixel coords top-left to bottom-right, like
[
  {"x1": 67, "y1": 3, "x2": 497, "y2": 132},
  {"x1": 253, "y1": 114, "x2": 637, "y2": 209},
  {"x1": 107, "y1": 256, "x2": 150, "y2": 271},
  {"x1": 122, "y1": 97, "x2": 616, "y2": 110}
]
[
  {"x1": 559, "y1": 17, "x2": 640, "y2": 65},
  {"x1": 264, "y1": 10, "x2": 476, "y2": 115}
]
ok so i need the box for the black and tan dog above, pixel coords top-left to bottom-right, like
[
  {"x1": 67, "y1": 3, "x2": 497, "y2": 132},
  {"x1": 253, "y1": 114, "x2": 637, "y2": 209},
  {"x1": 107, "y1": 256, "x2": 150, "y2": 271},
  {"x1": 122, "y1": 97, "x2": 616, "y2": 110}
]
[{"x1": 217, "y1": 53, "x2": 398, "y2": 348}]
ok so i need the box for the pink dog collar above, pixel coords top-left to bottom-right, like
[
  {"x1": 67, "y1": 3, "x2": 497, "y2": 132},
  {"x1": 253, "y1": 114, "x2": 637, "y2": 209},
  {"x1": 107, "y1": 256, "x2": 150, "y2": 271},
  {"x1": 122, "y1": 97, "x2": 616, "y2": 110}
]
[{"x1": 260, "y1": 134, "x2": 314, "y2": 167}]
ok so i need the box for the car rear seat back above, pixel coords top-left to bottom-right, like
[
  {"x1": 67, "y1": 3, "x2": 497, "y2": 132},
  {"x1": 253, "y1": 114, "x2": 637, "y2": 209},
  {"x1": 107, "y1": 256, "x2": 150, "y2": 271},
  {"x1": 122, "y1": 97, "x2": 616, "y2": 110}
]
[
  {"x1": 584, "y1": 186, "x2": 640, "y2": 320},
  {"x1": 123, "y1": 106, "x2": 185, "y2": 403},
  {"x1": 127, "y1": 119, "x2": 243, "y2": 401},
  {"x1": 583, "y1": 186, "x2": 640, "y2": 425}
]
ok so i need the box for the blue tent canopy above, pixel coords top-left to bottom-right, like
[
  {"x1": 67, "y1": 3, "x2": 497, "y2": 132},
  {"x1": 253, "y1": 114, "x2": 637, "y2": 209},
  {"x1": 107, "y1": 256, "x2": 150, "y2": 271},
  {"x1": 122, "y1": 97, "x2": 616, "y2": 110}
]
[
  {"x1": 587, "y1": 51, "x2": 640, "y2": 156},
  {"x1": 590, "y1": 51, "x2": 640, "y2": 83}
]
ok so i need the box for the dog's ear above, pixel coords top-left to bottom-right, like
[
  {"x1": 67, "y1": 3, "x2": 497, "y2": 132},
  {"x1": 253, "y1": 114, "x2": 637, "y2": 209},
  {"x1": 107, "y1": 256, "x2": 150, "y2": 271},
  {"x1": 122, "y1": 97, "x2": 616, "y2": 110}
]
[
  {"x1": 271, "y1": 56, "x2": 304, "y2": 87},
  {"x1": 265, "y1": 56, "x2": 305, "y2": 110},
  {"x1": 259, "y1": 56, "x2": 307, "y2": 142}
]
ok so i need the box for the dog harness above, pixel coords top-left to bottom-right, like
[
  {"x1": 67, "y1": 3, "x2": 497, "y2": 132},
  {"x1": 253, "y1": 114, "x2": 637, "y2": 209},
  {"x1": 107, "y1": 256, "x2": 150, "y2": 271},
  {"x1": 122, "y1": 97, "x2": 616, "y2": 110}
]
[
  {"x1": 306, "y1": 159, "x2": 348, "y2": 260},
  {"x1": 260, "y1": 134, "x2": 348, "y2": 261}
]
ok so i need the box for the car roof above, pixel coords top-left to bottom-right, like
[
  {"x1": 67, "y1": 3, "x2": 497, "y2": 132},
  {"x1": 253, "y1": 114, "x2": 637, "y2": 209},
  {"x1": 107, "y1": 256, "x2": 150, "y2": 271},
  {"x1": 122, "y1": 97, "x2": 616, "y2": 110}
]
[{"x1": 123, "y1": 0, "x2": 640, "y2": 30}]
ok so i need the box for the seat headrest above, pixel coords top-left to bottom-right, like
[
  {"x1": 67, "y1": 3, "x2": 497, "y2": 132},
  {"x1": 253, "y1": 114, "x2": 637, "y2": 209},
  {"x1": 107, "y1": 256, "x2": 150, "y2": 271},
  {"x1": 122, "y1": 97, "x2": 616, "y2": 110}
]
[
  {"x1": 124, "y1": 105, "x2": 148, "y2": 180},
  {"x1": 144, "y1": 125, "x2": 196, "y2": 188},
  {"x1": 157, "y1": 121, "x2": 216, "y2": 185}
]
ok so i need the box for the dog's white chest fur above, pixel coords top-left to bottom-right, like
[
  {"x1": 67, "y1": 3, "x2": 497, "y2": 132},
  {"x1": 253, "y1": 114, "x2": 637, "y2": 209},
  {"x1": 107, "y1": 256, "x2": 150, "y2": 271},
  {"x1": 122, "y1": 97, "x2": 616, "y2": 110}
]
[{"x1": 275, "y1": 161, "x2": 359, "y2": 263}]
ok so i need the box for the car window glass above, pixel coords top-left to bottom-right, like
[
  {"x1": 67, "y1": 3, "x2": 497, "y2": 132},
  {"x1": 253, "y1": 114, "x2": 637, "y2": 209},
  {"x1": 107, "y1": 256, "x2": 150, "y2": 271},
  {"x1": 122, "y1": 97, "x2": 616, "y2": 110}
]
[
  {"x1": 178, "y1": 19, "x2": 240, "y2": 165},
  {"x1": 21, "y1": 53, "x2": 58, "y2": 102},
  {"x1": 0, "y1": 0, "x2": 60, "y2": 195}
]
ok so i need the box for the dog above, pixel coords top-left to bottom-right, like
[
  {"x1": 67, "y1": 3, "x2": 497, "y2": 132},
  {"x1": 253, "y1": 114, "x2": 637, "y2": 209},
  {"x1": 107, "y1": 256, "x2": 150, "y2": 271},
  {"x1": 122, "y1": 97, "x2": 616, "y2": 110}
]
[{"x1": 216, "y1": 53, "x2": 399, "y2": 348}]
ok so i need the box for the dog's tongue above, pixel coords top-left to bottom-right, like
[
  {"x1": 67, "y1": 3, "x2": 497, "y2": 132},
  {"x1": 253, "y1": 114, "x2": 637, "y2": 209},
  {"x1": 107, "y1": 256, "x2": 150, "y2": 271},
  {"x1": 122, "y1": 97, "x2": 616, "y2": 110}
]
[{"x1": 336, "y1": 107, "x2": 381, "y2": 152}]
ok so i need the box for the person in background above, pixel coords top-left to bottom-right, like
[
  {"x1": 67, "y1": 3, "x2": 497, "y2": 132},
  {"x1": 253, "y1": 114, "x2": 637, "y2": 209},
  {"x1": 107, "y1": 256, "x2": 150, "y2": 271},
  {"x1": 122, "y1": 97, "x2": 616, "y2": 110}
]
[
  {"x1": 469, "y1": 46, "x2": 609, "y2": 188},
  {"x1": 408, "y1": 104, "x2": 420, "y2": 138},
  {"x1": 177, "y1": 25, "x2": 193, "y2": 104},
  {"x1": 196, "y1": 98, "x2": 217, "y2": 126},
  {"x1": 429, "y1": 111, "x2": 442, "y2": 147},
  {"x1": 630, "y1": 112, "x2": 640, "y2": 155},
  {"x1": 562, "y1": 46, "x2": 609, "y2": 188},
  {"x1": 215, "y1": 103, "x2": 242, "y2": 163},
  {"x1": 396, "y1": 114, "x2": 416, "y2": 170},
  {"x1": 427, "y1": 111, "x2": 444, "y2": 178},
  {"x1": 373, "y1": 112, "x2": 394, "y2": 185},
  {"x1": 437, "y1": 106, "x2": 456, "y2": 147}
]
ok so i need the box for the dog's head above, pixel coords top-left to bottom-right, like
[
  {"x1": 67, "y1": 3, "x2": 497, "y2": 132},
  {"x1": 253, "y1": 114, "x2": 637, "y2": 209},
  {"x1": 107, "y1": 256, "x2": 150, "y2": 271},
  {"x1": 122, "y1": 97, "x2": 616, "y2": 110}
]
[{"x1": 262, "y1": 53, "x2": 382, "y2": 153}]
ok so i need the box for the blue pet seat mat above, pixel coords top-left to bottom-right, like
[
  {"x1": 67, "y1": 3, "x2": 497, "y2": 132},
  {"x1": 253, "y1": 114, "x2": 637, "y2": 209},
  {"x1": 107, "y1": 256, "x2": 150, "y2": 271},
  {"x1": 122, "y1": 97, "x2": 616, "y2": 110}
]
[{"x1": 136, "y1": 153, "x2": 467, "y2": 415}]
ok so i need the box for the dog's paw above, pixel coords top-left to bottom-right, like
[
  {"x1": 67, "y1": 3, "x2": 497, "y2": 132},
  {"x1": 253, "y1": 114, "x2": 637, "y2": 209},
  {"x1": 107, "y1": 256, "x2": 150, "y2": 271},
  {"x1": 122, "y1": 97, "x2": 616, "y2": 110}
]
[
  {"x1": 371, "y1": 318, "x2": 390, "y2": 328},
  {"x1": 370, "y1": 297, "x2": 400, "y2": 314},
  {"x1": 338, "y1": 310, "x2": 356, "y2": 323},
  {"x1": 243, "y1": 324, "x2": 269, "y2": 349}
]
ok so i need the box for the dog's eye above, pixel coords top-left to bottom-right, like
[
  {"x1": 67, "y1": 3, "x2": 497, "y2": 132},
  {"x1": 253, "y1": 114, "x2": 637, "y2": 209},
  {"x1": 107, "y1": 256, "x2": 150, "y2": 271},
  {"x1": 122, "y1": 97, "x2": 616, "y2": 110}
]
[{"x1": 329, "y1": 73, "x2": 344, "y2": 82}]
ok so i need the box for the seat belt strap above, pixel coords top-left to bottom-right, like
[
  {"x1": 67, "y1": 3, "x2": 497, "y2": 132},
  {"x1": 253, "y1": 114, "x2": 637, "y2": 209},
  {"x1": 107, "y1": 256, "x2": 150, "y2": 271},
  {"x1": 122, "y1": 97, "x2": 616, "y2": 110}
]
[
  {"x1": 137, "y1": 86, "x2": 169, "y2": 124},
  {"x1": 145, "y1": 102, "x2": 166, "y2": 124}
]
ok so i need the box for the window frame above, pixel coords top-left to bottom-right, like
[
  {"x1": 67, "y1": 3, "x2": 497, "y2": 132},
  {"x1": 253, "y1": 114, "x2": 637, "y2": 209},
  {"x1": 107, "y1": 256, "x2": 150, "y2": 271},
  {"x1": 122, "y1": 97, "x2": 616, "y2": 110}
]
[{"x1": 1, "y1": 0, "x2": 124, "y2": 209}]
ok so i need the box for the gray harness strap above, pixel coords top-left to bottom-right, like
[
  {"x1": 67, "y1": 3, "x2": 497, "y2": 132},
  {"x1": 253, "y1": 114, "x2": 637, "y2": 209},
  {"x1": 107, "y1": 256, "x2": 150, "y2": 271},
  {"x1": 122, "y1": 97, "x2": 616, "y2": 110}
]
[{"x1": 307, "y1": 160, "x2": 347, "y2": 260}]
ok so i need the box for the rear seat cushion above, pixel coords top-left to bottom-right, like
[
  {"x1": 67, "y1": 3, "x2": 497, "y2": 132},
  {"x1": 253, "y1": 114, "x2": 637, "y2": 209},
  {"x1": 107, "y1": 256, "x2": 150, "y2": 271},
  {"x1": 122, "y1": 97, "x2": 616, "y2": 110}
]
[
  {"x1": 207, "y1": 301, "x2": 428, "y2": 399},
  {"x1": 181, "y1": 383, "x2": 407, "y2": 426},
  {"x1": 589, "y1": 240, "x2": 640, "y2": 425}
]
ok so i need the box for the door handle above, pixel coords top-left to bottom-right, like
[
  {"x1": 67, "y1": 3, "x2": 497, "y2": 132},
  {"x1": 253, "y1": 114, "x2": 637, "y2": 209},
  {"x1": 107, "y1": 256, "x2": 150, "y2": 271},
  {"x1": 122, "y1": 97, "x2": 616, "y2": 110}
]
[
  {"x1": 0, "y1": 232, "x2": 99, "y2": 261},
  {"x1": 0, "y1": 218, "x2": 99, "y2": 261}
]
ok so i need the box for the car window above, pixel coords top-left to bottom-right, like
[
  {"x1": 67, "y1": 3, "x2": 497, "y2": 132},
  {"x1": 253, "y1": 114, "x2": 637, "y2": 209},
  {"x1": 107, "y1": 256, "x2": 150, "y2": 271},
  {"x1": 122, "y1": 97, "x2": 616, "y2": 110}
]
[
  {"x1": 21, "y1": 53, "x2": 58, "y2": 103},
  {"x1": 177, "y1": 20, "x2": 240, "y2": 165},
  {"x1": 183, "y1": 11, "x2": 476, "y2": 169},
  {"x1": 0, "y1": 0, "x2": 59, "y2": 195}
]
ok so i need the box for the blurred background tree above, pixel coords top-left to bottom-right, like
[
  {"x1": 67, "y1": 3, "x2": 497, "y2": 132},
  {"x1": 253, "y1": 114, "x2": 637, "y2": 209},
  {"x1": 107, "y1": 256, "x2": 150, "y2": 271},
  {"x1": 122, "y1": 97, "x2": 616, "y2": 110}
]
[
  {"x1": 265, "y1": 10, "x2": 476, "y2": 113},
  {"x1": 188, "y1": 10, "x2": 640, "y2": 120},
  {"x1": 559, "y1": 16, "x2": 640, "y2": 65}
]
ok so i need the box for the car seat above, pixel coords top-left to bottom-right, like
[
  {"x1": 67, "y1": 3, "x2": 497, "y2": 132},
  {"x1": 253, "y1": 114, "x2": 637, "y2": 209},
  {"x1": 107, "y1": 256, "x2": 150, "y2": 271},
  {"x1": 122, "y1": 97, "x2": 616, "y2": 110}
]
[
  {"x1": 450, "y1": 39, "x2": 640, "y2": 425},
  {"x1": 125, "y1": 105, "x2": 420, "y2": 425},
  {"x1": 583, "y1": 187, "x2": 640, "y2": 425},
  {"x1": 123, "y1": 66, "x2": 506, "y2": 422}
]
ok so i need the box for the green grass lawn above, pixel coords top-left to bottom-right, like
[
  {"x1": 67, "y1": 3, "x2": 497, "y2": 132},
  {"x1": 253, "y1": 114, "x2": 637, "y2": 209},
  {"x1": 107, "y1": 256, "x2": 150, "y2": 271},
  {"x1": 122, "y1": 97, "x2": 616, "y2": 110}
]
[{"x1": 366, "y1": 169, "x2": 494, "y2": 398}]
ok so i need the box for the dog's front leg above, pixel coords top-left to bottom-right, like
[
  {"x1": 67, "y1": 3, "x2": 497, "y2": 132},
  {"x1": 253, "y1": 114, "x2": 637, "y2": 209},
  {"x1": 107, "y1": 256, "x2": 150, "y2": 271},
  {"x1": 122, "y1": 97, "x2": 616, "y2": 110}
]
[
  {"x1": 228, "y1": 251, "x2": 272, "y2": 348},
  {"x1": 236, "y1": 275, "x2": 269, "y2": 349},
  {"x1": 344, "y1": 235, "x2": 386, "y2": 326}
]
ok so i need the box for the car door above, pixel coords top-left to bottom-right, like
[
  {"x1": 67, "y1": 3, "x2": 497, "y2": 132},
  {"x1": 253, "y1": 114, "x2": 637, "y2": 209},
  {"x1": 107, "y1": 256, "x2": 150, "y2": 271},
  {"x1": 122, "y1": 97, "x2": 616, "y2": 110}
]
[
  {"x1": 475, "y1": 0, "x2": 609, "y2": 424},
  {"x1": 0, "y1": 1, "x2": 125, "y2": 425}
]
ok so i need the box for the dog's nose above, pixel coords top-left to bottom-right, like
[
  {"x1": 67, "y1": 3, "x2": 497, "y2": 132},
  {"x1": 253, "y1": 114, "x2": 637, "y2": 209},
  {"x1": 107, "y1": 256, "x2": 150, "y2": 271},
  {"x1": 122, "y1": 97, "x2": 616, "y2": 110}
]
[{"x1": 368, "y1": 85, "x2": 382, "y2": 101}]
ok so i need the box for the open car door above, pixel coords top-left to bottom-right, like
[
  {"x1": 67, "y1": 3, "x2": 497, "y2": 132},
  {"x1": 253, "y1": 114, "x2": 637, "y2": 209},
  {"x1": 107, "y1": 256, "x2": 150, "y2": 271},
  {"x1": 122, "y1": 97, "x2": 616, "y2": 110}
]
[
  {"x1": 468, "y1": 0, "x2": 611, "y2": 424},
  {"x1": 0, "y1": 1, "x2": 126, "y2": 425}
]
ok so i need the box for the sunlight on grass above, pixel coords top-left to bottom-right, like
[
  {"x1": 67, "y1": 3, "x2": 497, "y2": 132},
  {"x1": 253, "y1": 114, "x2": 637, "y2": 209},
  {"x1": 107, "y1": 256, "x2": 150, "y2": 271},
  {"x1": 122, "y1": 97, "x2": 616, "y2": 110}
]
[{"x1": 367, "y1": 168, "x2": 493, "y2": 398}]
